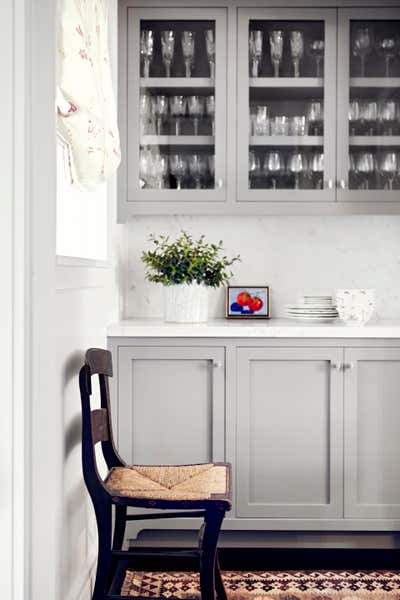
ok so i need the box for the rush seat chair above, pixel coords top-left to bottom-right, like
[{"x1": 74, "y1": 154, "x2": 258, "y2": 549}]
[{"x1": 79, "y1": 348, "x2": 232, "y2": 600}]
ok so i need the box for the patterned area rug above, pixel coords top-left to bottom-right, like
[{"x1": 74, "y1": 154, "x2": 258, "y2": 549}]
[{"x1": 121, "y1": 570, "x2": 400, "y2": 599}]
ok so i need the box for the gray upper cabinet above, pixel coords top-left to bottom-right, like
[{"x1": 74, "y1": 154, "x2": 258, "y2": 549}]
[
  {"x1": 344, "y1": 347, "x2": 400, "y2": 519},
  {"x1": 117, "y1": 346, "x2": 225, "y2": 465},
  {"x1": 236, "y1": 347, "x2": 343, "y2": 519}
]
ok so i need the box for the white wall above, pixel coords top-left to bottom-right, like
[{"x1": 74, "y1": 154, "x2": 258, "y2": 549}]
[{"x1": 122, "y1": 215, "x2": 400, "y2": 319}]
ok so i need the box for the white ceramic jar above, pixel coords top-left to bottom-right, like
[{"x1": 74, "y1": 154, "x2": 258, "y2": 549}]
[
  {"x1": 336, "y1": 289, "x2": 376, "y2": 326},
  {"x1": 163, "y1": 283, "x2": 209, "y2": 323}
]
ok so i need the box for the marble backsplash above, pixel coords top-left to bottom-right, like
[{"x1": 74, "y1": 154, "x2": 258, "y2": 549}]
[{"x1": 120, "y1": 215, "x2": 400, "y2": 319}]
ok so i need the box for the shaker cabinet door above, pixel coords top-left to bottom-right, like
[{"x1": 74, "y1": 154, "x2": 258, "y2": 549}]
[
  {"x1": 237, "y1": 347, "x2": 343, "y2": 518},
  {"x1": 344, "y1": 347, "x2": 400, "y2": 519},
  {"x1": 117, "y1": 346, "x2": 225, "y2": 465}
]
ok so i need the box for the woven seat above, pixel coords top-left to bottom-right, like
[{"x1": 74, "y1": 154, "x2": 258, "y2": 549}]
[{"x1": 105, "y1": 463, "x2": 231, "y2": 505}]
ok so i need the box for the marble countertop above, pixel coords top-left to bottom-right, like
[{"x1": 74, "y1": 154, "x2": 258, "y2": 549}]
[{"x1": 107, "y1": 318, "x2": 400, "y2": 338}]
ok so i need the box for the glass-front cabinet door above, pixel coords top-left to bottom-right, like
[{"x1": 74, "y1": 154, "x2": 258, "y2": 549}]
[
  {"x1": 337, "y1": 9, "x2": 400, "y2": 202},
  {"x1": 237, "y1": 9, "x2": 336, "y2": 203},
  {"x1": 126, "y1": 8, "x2": 227, "y2": 205}
]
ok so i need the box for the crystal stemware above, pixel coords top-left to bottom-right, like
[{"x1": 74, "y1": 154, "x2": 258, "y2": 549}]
[
  {"x1": 170, "y1": 95, "x2": 186, "y2": 135},
  {"x1": 287, "y1": 152, "x2": 306, "y2": 189},
  {"x1": 161, "y1": 30, "x2": 175, "y2": 78},
  {"x1": 208, "y1": 154, "x2": 215, "y2": 186},
  {"x1": 271, "y1": 115, "x2": 289, "y2": 136},
  {"x1": 310, "y1": 152, "x2": 324, "y2": 189},
  {"x1": 189, "y1": 154, "x2": 208, "y2": 189},
  {"x1": 378, "y1": 152, "x2": 397, "y2": 190},
  {"x1": 352, "y1": 27, "x2": 373, "y2": 77},
  {"x1": 206, "y1": 95, "x2": 215, "y2": 136},
  {"x1": 290, "y1": 115, "x2": 307, "y2": 136},
  {"x1": 139, "y1": 93, "x2": 154, "y2": 135},
  {"x1": 361, "y1": 100, "x2": 378, "y2": 135},
  {"x1": 140, "y1": 30, "x2": 154, "y2": 78},
  {"x1": 349, "y1": 99, "x2": 361, "y2": 136},
  {"x1": 308, "y1": 39, "x2": 325, "y2": 77},
  {"x1": 269, "y1": 30, "x2": 283, "y2": 77},
  {"x1": 378, "y1": 100, "x2": 396, "y2": 135},
  {"x1": 306, "y1": 101, "x2": 323, "y2": 136},
  {"x1": 253, "y1": 105, "x2": 269, "y2": 136},
  {"x1": 181, "y1": 31, "x2": 195, "y2": 78},
  {"x1": 205, "y1": 29, "x2": 216, "y2": 79},
  {"x1": 376, "y1": 34, "x2": 397, "y2": 77},
  {"x1": 248, "y1": 151, "x2": 261, "y2": 188},
  {"x1": 158, "y1": 154, "x2": 169, "y2": 189},
  {"x1": 290, "y1": 31, "x2": 304, "y2": 78},
  {"x1": 356, "y1": 152, "x2": 375, "y2": 189},
  {"x1": 169, "y1": 154, "x2": 187, "y2": 190},
  {"x1": 188, "y1": 95, "x2": 204, "y2": 136},
  {"x1": 139, "y1": 148, "x2": 153, "y2": 188},
  {"x1": 153, "y1": 95, "x2": 169, "y2": 136},
  {"x1": 249, "y1": 30, "x2": 263, "y2": 77},
  {"x1": 263, "y1": 151, "x2": 283, "y2": 189}
]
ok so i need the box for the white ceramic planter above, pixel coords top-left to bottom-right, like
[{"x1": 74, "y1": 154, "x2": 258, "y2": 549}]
[{"x1": 163, "y1": 283, "x2": 209, "y2": 323}]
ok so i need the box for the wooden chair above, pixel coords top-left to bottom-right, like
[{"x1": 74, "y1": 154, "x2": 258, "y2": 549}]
[{"x1": 79, "y1": 348, "x2": 231, "y2": 600}]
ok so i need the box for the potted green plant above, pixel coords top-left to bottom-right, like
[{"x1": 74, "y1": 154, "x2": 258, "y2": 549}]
[{"x1": 141, "y1": 232, "x2": 240, "y2": 323}]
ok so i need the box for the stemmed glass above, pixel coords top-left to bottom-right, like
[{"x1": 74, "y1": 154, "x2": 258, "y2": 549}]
[
  {"x1": 153, "y1": 95, "x2": 168, "y2": 136},
  {"x1": 378, "y1": 152, "x2": 397, "y2": 190},
  {"x1": 379, "y1": 100, "x2": 396, "y2": 135},
  {"x1": 169, "y1": 154, "x2": 187, "y2": 189},
  {"x1": 263, "y1": 151, "x2": 283, "y2": 189},
  {"x1": 140, "y1": 30, "x2": 154, "y2": 78},
  {"x1": 170, "y1": 95, "x2": 186, "y2": 135},
  {"x1": 287, "y1": 152, "x2": 306, "y2": 189},
  {"x1": 248, "y1": 151, "x2": 261, "y2": 188},
  {"x1": 352, "y1": 27, "x2": 373, "y2": 77},
  {"x1": 310, "y1": 152, "x2": 324, "y2": 189},
  {"x1": 139, "y1": 148, "x2": 153, "y2": 188},
  {"x1": 249, "y1": 30, "x2": 263, "y2": 77},
  {"x1": 376, "y1": 34, "x2": 397, "y2": 77},
  {"x1": 253, "y1": 105, "x2": 269, "y2": 136},
  {"x1": 189, "y1": 154, "x2": 208, "y2": 189},
  {"x1": 269, "y1": 30, "x2": 283, "y2": 78},
  {"x1": 139, "y1": 93, "x2": 154, "y2": 135},
  {"x1": 208, "y1": 155, "x2": 215, "y2": 186},
  {"x1": 188, "y1": 95, "x2": 204, "y2": 135},
  {"x1": 306, "y1": 101, "x2": 323, "y2": 136},
  {"x1": 308, "y1": 39, "x2": 325, "y2": 77},
  {"x1": 206, "y1": 95, "x2": 215, "y2": 136},
  {"x1": 205, "y1": 30, "x2": 216, "y2": 79},
  {"x1": 349, "y1": 99, "x2": 361, "y2": 136},
  {"x1": 361, "y1": 100, "x2": 378, "y2": 135},
  {"x1": 157, "y1": 154, "x2": 169, "y2": 189},
  {"x1": 290, "y1": 31, "x2": 304, "y2": 78},
  {"x1": 356, "y1": 152, "x2": 375, "y2": 189},
  {"x1": 182, "y1": 31, "x2": 195, "y2": 77},
  {"x1": 161, "y1": 31, "x2": 175, "y2": 77}
]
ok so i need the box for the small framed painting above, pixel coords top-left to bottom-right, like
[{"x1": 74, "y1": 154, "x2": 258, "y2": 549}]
[{"x1": 226, "y1": 286, "x2": 270, "y2": 319}]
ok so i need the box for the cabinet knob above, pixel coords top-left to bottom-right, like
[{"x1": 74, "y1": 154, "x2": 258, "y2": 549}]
[
  {"x1": 213, "y1": 361, "x2": 223, "y2": 369},
  {"x1": 331, "y1": 362, "x2": 341, "y2": 370},
  {"x1": 344, "y1": 362, "x2": 354, "y2": 370},
  {"x1": 339, "y1": 179, "x2": 347, "y2": 189}
]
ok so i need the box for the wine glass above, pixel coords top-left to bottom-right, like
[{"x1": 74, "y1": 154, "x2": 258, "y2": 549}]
[
  {"x1": 139, "y1": 93, "x2": 154, "y2": 135},
  {"x1": 206, "y1": 95, "x2": 215, "y2": 136},
  {"x1": 208, "y1": 154, "x2": 215, "y2": 186},
  {"x1": 290, "y1": 115, "x2": 307, "y2": 136},
  {"x1": 290, "y1": 31, "x2": 304, "y2": 78},
  {"x1": 189, "y1": 154, "x2": 207, "y2": 189},
  {"x1": 140, "y1": 30, "x2": 154, "y2": 78},
  {"x1": 170, "y1": 95, "x2": 186, "y2": 135},
  {"x1": 248, "y1": 151, "x2": 261, "y2": 188},
  {"x1": 378, "y1": 152, "x2": 397, "y2": 190},
  {"x1": 169, "y1": 154, "x2": 187, "y2": 189},
  {"x1": 306, "y1": 101, "x2": 323, "y2": 136},
  {"x1": 182, "y1": 31, "x2": 195, "y2": 78},
  {"x1": 263, "y1": 151, "x2": 283, "y2": 189},
  {"x1": 361, "y1": 100, "x2": 378, "y2": 135},
  {"x1": 308, "y1": 39, "x2": 325, "y2": 77},
  {"x1": 271, "y1": 115, "x2": 289, "y2": 136},
  {"x1": 158, "y1": 154, "x2": 169, "y2": 189},
  {"x1": 153, "y1": 95, "x2": 168, "y2": 136},
  {"x1": 253, "y1": 105, "x2": 269, "y2": 136},
  {"x1": 287, "y1": 152, "x2": 306, "y2": 189},
  {"x1": 249, "y1": 30, "x2": 263, "y2": 77},
  {"x1": 310, "y1": 152, "x2": 324, "y2": 189},
  {"x1": 139, "y1": 148, "x2": 153, "y2": 188},
  {"x1": 376, "y1": 34, "x2": 397, "y2": 77},
  {"x1": 188, "y1": 95, "x2": 204, "y2": 136},
  {"x1": 352, "y1": 27, "x2": 373, "y2": 77},
  {"x1": 356, "y1": 152, "x2": 375, "y2": 189},
  {"x1": 378, "y1": 100, "x2": 396, "y2": 135},
  {"x1": 205, "y1": 29, "x2": 215, "y2": 79},
  {"x1": 349, "y1": 99, "x2": 361, "y2": 136},
  {"x1": 161, "y1": 31, "x2": 175, "y2": 77},
  {"x1": 269, "y1": 30, "x2": 283, "y2": 77}
]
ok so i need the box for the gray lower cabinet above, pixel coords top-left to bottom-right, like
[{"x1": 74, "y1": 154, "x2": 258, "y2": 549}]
[
  {"x1": 344, "y1": 347, "x2": 400, "y2": 520},
  {"x1": 117, "y1": 346, "x2": 225, "y2": 465},
  {"x1": 236, "y1": 347, "x2": 343, "y2": 519}
]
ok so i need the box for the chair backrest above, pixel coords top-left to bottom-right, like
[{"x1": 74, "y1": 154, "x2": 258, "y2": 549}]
[{"x1": 79, "y1": 348, "x2": 124, "y2": 499}]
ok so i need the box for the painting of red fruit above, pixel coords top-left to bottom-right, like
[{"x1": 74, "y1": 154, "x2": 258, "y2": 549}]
[{"x1": 226, "y1": 286, "x2": 270, "y2": 319}]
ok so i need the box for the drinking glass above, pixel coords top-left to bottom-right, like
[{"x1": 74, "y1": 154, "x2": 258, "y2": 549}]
[
  {"x1": 271, "y1": 115, "x2": 289, "y2": 136},
  {"x1": 263, "y1": 151, "x2": 283, "y2": 189},
  {"x1": 206, "y1": 95, "x2": 215, "y2": 136},
  {"x1": 158, "y1": 154, "x2": 169, "y2": 189},
  {"x1": 208, "y1": 155, "x2": 215, "y2": 184},
  {"x1": 139, "y1": 148, "x2": 153, "y2": 187},
  {"x1": 139, "y1": 93, "x2": 154, "y2": 135},
  {"x1": 140, "y1": 30, "x2": 154, "y2": 78},
  {"x1": 153, "y1": 95, "x2": 169, "y2": 136},
  {"x1": 249, "y1": 30, "x2": 263, "y2": 77},
  {"x1": 169, "y1": 154, "x2": 187, "y2": 189},
  {"x1": 356, "y1": 152, "x2": 375, "y2": 189},
  {"x1": 253, "y1": 105, "x2": 269, "y2": 136},
  {"x1": 378, "y1": 152, "x2": 397, "y2": 190},
  {"x1": 290, "y1": 31, "x2": 304, "y2": 78},
  {"x1": 349, "y1": 152, "x2": 358, "y2": 188},
  {"x1": 352, "y1": 27, "x2": 373, "y2": 76},
  {"x1": 188, "y1": 95, "x2": 204, "y2": 136},
  {"x1": 161, "y1": 31, "x2": 175, "y2": 77},
  {"x1": 376, "y1": 34, "x2": 397, "y2": 77},
  {"x1": 269, "y1": 30, "x2": 284, "y2": 77},
  {"x1": 287, "y1": 152, "x2": 306, "y2": 189},
  {"x1": 308, "y1": 39, "x2": 325, "y2": 77},
  {"x1": 205, "y1": 30, "x2": 216, "y2": 79},
  {"x1": 181, "y1": 31, "x2": 195, "y2": 78},
  {"x1": 306, "y1": 101, "x2": 323, "y2": 135},
  {"x1": 290, "y1": 115, "x2": 307, "y2": 136},
  {"x1": 349, "y1": 99, "x2": 361, "y2": 135},
  {"x1": 310, "y1": 152, "x2": 324, "y2": 189},
  {"x1": 189, "y1": 154, "x2": 208, "y2": 189},
  {"x1": 378, "y1": 100, "x2": 396, "y2": 135},
  {"x1": 170, "y1": 95, "x2": 186, "y2": 135},
  {"x1": 361, "y1": 100, "x2": 378, "y2": 135},
  {"x1": 249, "y1": 151, "x2": 261, "y2": 187}
]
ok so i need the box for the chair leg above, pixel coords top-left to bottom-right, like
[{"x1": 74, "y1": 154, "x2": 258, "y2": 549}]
[
  {"x1": 215, "y1": 553, "x2": 228, "y2": 600},
  {"x1": 199, "y1": 507, "x2": 226, "y2": 600},
  {"x1": 112, "y1": 505, "x2": 127, "y2": 550},
  {"x1": 92, "y1": 501, "x2": 113, "y2": 600}
]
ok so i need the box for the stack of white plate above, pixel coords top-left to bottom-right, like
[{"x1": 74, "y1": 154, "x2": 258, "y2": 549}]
[{"x1": 286, "y1": 295, "x2": 339, "y2": 323}]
